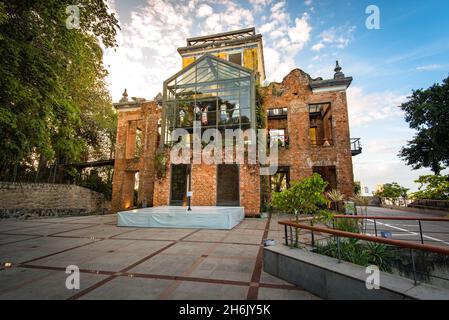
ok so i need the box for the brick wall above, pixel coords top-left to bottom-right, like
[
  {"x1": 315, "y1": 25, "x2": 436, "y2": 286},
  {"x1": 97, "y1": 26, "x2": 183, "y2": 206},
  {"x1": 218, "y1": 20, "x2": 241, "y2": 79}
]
[{"x1": 262, "y1": 69, "x2": 355, "y2": 197}]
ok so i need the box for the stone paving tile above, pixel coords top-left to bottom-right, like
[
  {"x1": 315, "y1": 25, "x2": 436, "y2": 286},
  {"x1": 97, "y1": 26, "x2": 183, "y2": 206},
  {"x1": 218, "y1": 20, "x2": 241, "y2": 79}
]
[
  {"x1": 183, "y1": 229, "x2": 230, "y2": 242},
  {"x1": 129, "y1": 254, "x2": 199, "y2": 276},
  {"x1": 0, "y1": 234, "x2": 38, "y2": 245},
  {"x1": 162, "y1": 241, "x2": 215, "y2": 257},
  {"x1": 0, "y1": 267, "x2": 108, "y2": 300},
  {"x1": 235, "y1": 219, "x2": 267, "y2": 230},
  {"x1": 54, "y1": 224, "x2": 135, "y2": 239},
  {"x1": 31, "y1": 239, "x2": 172, "y2": 272},
  {"x1": 208, "y1": 243, "x2": 259, "y2": 259},
  {"x1": 80, "y1": 276, "x2": 174, "y2": 300},
  {"x1": 0, "y1": 216, "x2": 317, "y2": 300},
  {"x1": 66, "y1": 215, "x2": 117, "y2": 224},
  {"x1": 0, "y1": 237, "x2": 94, "y2": 264},
  {"x1": 259, "y1": 271, "x2": 294, "y2": 286},
  {"x1": 257, "y1": 287, "x2": 320, "y2": 300},
  {"x1": 168, "y1": 281, "x2": 249, "y2": 300},
  {"x1": 112, "y1": 228, "x2": 165, "y2": 240},
  {"x1": 143, "y1": 229, "x2": 200, "y2": 241},
  {"x1": 4, "y1": 223, "x2": 95, "y2": 236},
  {"x1": 0, "y1": 221, "x2": 54, "y2": 233},
  {"x1": 222, "y1": 232, "x2": 263, "y2": 245},
  {"x1": 189, "y1": 257, "x2": 255, "y2": 282}
]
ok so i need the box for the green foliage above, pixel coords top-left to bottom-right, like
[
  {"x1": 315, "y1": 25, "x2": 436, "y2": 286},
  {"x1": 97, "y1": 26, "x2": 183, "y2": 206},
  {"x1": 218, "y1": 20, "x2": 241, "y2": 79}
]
[
  {"x1": 255, "y1": 85, "x2": 266, "y2": 129},
  {"x1": 398, "y1": 76, "x2": 449, "y2": 174},
  {"x1": 354, "y1": 181, "x2": 362, "y2": 195},
  {"x1": 411, "y1": 174, "x2": 449, "y2": 200},
  {"x1": 155, "y1": 149, "x2": 168, "y2": 179},
  {"x1": 375, "y1": 182, "x2": 409, "y2": 199},
  {"x1": 326, "y1": 189, "x2": 344, "y2": 202},
  {"x1": 271, "y1": 173, "x2": 329, "y2": 217},
  {"x1": 334, "y1": 218, "x2": 360, "y2": 233},
  {"x1": 0, "y1": 0, "x2": 119, "y2": 168},
  {"x1": 78, "y1": 169, "x2": 113, "y2": 200},
  {"x1": 315, "y1": 239, "x2": 393, "y2": 272}
]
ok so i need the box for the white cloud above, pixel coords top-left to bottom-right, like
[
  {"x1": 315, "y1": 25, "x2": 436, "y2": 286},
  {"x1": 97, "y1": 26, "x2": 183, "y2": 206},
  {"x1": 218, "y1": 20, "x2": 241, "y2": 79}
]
[
  {"x1": 347, "y1": 86, "x2": 408, "y2": 126},
  {"x1": 320, "y1": 25, "x2": 356, "y2": 49},
  {"x1": 311, "y1": 42, "x2": 324, "y2": 51},
  {"x1": 103, "y1": 0, "x2": 313, "y2": 99},
  {"x1": 416, "y1": 64, "x2": 444, "y2": 71},
  {"x1": 261, "y1": 3, "x2": 312, "y2": 82},
  {"x1": 197, "y1": 4, "x2": 213, "y2": 17},
  {"x1": 249, "y1": 0, "x2": 272, "y2": 12},
  {"x1": 288, "y1": 13, "x2": 311, "y2": 45}
]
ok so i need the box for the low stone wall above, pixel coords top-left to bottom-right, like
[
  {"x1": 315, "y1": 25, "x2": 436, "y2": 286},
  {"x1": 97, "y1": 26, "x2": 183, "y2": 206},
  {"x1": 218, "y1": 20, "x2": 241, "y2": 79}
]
[
  {"x1": 264, "y1": 245, "x2": 449, "y2": 300},
  {"x1": 0, "y1": 182, "x2": 110, "y2": 219}
]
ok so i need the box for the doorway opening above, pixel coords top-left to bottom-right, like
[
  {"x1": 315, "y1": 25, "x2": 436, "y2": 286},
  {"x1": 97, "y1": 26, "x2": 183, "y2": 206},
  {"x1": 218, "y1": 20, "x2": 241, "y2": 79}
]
[
  {"x1": 217, "y1": 164, "x2": 240, "y2": 206},
  {"x1": 170, "y1": 164, "x2": 191, "y2": 206},
  {"x1": 313, "y1": 166, "x2": 337, "y2": 192}
]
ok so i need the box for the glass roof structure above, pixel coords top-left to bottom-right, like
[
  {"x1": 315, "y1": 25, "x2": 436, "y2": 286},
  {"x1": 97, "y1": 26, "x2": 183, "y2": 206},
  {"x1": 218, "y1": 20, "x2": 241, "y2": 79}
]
[{"x1": 161, "y1": 54, "x2": 255, "y2": 145}]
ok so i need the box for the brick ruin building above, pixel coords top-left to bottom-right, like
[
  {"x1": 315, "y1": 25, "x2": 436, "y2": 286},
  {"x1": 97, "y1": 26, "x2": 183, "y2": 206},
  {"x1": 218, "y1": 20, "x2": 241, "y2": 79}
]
[{"x1": 111, "y1": 27, "x2": 362, "y2": 216}]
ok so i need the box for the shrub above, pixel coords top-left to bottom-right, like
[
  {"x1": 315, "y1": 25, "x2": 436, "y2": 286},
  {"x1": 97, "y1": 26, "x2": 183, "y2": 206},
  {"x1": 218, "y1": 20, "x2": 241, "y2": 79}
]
[{"x1": 315, "y1": 238, "x2": 393, "y2": 272}]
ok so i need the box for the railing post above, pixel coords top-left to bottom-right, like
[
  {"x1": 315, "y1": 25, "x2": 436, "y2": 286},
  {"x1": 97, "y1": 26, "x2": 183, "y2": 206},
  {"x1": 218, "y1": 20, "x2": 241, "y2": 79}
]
[
  {"x1": 311, "y1": 220, "x2": 315, "y2": 247},
  {"x1": 418, "y1": 220, "x2": 424, "y2": 244},
  {"x1": 336, "y1": 236, "x2": 341, "y2": 263},
  {"x1": 289, "y1": 226, "x2": 293, "y2": 247},
  {"x1": 374, "y1": 219, "x2": 378, "y2": 237},
  {"x1": 284, "y1": 224, "x2": 288, "y2": 246},
  {"x1": 410, "y1": 249, "x2": 418, "y2": 286}
]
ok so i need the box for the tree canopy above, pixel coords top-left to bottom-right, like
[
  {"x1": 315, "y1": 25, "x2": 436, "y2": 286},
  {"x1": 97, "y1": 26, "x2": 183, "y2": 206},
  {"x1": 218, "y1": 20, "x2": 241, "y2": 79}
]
[
  {"x1": 411, "y1": 175, "x2": 449, "y2": 200},
  {"x1": 0, "y1": 0, "x2": 119, "y2": 171},
  {"x1": 375, "y1": 182, "x2": 409, "y2": 199},
  {"x1": 271, "y1": 173, "x2": 329, "y2": 217},
  {"x1": 398, "y1": 75, "x2": 449, "y2": 174}
]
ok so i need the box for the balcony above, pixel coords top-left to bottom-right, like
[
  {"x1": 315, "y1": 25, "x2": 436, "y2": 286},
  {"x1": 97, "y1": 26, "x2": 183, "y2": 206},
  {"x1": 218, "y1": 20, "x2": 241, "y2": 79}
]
[
  {"x1": 267, "y1": 108, "x2": 288, "y2": 119},
  {"x1": 351, "y1": 138, "x2": 362, "y2": 156}
]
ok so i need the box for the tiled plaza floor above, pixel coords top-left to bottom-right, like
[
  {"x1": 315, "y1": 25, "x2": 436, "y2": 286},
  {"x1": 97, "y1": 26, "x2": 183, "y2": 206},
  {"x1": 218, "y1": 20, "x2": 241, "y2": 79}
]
[{"x1": 0, "y1": 213, "x2": 319, "y2": 300}]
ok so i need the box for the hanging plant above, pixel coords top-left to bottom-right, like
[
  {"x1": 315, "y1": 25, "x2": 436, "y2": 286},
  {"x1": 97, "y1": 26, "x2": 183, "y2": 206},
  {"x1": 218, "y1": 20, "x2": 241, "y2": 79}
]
[{"x1": 155, "y1": 149, "x2": 168, "y2": 179}]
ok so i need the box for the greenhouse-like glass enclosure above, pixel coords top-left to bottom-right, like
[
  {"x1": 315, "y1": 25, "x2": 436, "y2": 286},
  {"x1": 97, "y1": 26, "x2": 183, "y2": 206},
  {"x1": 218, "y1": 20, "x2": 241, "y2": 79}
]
[{"x1": 161, "y1": 54, "x2": 256, "y2": 145}]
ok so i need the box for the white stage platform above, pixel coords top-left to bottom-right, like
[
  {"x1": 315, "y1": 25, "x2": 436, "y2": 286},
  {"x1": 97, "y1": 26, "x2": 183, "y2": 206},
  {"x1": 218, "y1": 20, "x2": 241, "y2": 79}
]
[{"x1": 117, "y1": 206, "x2": 245, "y2": 230}]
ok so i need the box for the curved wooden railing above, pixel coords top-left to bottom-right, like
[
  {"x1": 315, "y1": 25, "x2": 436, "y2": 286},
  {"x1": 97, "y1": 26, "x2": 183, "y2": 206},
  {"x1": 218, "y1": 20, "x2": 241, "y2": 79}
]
[{"x1": 278, "y1": 217, "x2": 449, "y2": 256}]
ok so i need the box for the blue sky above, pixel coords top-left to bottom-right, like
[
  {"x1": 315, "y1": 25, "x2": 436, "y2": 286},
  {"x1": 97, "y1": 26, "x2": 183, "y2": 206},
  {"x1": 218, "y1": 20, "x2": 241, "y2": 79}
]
[{"x1": 104, "y1": 0, "x2": 449, "y2": 194}]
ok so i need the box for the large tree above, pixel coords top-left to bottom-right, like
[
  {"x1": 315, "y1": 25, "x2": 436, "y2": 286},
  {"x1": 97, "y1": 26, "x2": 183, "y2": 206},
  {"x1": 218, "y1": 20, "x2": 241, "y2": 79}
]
[
  {"x1": 0, "y1": 0, "x2": 119, "y2": 172},
  {"x1": 398, "y1": 75, "x2": 449, "y2": 174}
]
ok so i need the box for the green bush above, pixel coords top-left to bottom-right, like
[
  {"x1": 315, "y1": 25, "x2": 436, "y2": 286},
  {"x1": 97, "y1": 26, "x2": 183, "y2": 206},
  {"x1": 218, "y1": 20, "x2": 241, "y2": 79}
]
[
  {"x1": 333, "y1": 218, "x2": 360, "y2": 233},
  {"x1": 315, "y1": 238, "x2": 393, "y2": 272}
]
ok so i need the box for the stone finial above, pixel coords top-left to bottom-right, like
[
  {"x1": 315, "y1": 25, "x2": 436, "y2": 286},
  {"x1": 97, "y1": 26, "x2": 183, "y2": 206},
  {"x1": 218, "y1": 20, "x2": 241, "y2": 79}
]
[
  {"x1": 119, "y1": 88, "x2": 129, "y2": 102},
  {"x1": 334, "y1": 60, "x2": 345, "y2": 79}
]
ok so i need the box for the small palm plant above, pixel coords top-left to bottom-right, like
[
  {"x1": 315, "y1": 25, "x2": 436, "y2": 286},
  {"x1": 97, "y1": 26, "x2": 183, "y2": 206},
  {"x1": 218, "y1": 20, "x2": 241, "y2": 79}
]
[
  {"x1": 326, "y1": 189, "x2": 345, "y2": 212},
  {"x1": 350, "y1": 194, "x2": 370, "y2": 216}
]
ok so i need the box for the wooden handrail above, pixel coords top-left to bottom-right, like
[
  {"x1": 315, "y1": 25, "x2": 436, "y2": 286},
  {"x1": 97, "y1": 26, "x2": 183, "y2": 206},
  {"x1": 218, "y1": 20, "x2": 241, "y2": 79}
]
[
  {"x1": 278, "y1": 220, "x2": 449, "y2": 255},
  {"x1": 332, "y1": 215, "x2": 449, "y2": 222}
]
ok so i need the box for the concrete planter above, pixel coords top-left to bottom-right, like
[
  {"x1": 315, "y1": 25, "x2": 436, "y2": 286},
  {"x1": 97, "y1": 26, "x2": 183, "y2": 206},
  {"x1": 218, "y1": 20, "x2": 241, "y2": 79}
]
[{"x1": 264, "y1": 245, "x2": 449, "y2": 300}]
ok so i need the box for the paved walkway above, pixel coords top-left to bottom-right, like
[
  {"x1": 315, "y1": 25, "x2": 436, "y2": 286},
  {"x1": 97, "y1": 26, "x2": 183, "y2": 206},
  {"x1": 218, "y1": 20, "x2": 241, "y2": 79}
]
[{"x1": 0, "y1": 214, "x2": 318, "y2": 300}]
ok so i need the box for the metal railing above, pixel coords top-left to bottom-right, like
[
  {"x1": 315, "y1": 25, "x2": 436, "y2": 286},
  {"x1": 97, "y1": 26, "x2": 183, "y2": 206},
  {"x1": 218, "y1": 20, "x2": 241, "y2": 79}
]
[
  {"x1": 279, "y1": 217, "x2": 449, "y2": 253},
  {"x1": 350, "y1": 138, "x2": 362, "y2": 155},
  {"x1": 279, "y1": 215, "x2": 449, "y2": 287}
]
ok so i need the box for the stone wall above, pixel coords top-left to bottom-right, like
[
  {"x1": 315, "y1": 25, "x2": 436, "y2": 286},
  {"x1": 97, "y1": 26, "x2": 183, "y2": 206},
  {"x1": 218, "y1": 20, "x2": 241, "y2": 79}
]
[{"x1": 0, "y1": 182, "x2": 110, "y2": 218}]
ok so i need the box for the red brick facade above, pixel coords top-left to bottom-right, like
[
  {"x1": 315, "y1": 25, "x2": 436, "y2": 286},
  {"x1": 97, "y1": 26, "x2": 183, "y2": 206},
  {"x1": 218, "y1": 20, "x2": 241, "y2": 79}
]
[{"x1": 111, "y1": 67, "x2": 357, "y2": 216}]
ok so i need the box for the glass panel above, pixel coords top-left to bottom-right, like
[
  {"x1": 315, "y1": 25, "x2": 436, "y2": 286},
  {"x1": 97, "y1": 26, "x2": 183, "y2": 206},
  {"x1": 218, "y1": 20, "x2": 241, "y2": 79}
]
[
  {"x1": 241, "y1": 108, "x2": 251, "y2": 124},
  {"x1": 163, "y1": 55, "x2": 254, "y2": 140}
]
